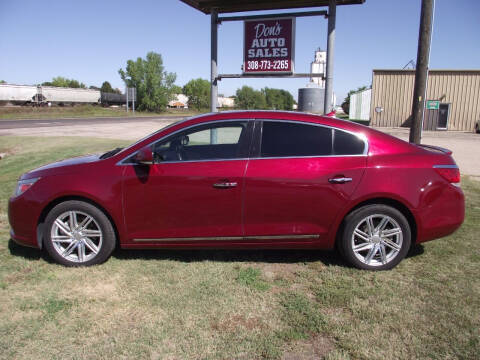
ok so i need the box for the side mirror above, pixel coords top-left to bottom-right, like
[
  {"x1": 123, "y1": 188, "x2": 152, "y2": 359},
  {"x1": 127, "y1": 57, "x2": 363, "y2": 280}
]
[{"x1": 134, "y1": 146, "x2": 154, "y2": 165}]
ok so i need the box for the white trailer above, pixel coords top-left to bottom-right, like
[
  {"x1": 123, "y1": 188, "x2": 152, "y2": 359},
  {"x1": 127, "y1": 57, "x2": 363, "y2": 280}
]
[
  {"x1": 0, "y1": 84, "x2": 38, "y2": 104},
  {"x1": 41, "y1": 86, "x2": 100, "y2": 104}
]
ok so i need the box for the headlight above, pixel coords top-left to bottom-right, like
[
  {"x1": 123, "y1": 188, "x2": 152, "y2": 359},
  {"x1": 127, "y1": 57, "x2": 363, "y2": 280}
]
[{"x1": 14, "y1": 177, "x2": 40, "y2": 197}]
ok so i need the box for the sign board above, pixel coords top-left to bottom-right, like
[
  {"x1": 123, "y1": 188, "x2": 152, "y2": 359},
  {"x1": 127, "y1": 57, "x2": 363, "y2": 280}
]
[
  {"x1": 426, "y1": 100, "x2": 440, "y2": 110},
  {"x1": 243, "y1": 17, "x2": 295, "y2": 74}
]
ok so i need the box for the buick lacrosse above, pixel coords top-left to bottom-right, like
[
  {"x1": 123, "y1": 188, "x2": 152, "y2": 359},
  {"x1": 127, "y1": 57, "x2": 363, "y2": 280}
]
[{"x1": 8, "y1": 111, "x2": 464, "y2": 270}]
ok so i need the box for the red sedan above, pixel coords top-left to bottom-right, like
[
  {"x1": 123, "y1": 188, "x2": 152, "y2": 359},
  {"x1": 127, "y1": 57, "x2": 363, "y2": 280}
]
[{"x1": 8, "y1": 111, "x2": 464, "y2": 270}]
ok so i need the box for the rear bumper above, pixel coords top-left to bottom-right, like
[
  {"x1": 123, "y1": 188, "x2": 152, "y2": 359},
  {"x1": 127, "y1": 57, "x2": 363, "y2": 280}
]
[{"x1": 415, "y1": 184, "x2": 465, "y2": 243}]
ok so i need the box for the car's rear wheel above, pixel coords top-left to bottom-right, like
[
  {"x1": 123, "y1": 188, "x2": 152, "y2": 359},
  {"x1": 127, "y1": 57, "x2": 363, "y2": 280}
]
[
  {"x1": 339, "y1": 204, "x2": 411, "y2": 270},
  {"x1": 43, "y1": 200, "x2": 116, "y2": 266}
]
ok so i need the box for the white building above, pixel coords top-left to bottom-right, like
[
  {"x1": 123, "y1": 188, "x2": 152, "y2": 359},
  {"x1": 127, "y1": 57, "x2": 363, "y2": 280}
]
[
  {"x1": 168, "y1": 94, "x2": 189, "y2": 108},
  {"x1": 310, "y1": 48, "x2": 326, "y2": 88},
  {"x1": 217, "y1": 96, "x2": 235, "y2": 108}
]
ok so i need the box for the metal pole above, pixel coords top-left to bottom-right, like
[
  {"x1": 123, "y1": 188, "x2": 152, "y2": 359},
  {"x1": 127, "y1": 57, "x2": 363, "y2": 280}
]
[
  {"x1": 210, "y1": 9, "x2": 218, "y2": 113},
  {"x1": 324, "y1": 0, "x2": 336, "y2": 114},
  {"x1": 210, "y1": 8, "x2": 218, "y2": 144},
  {"x1": 132, "y1": 88, "x2": 135, "y2": 113},
  {"x1": 126, "y1": 86, "x2": 129, "y2": 112},
  {"x1": 409, "y1": 0, "x2": 434, "y2": 144}
]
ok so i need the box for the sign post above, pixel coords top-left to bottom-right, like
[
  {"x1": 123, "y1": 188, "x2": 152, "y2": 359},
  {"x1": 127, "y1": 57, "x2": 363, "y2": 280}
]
[{"x1": 243, "y1": 18, "x2": 295, "y2": 74}]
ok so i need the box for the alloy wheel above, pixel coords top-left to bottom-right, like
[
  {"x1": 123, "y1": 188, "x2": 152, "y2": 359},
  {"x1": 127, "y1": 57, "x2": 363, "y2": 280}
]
[
  {"x1": 50, "y1": 211, "x2": 103, "y2": 263},
  {"x1": 351, "y1": 214, "x2": 403, "y2": 267}
]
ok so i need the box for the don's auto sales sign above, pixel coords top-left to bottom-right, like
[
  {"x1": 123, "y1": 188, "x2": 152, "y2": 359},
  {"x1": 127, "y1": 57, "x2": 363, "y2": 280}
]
[{"x1": 243, "y1": 17, "x2": 295, "y2": 74}]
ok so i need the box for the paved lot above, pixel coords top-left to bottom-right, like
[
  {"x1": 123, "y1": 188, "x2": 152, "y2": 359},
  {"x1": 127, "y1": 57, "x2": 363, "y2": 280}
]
[
  {"x1": 0, "y1": 115, "x2": 185, "y2": 130},
  {"x1": 380, "y1": 127, "x2": 479, "y2": 179},
  {"x1": 0, "y1": 116, "x2": 180, "y2": 140},
  {"x1": 0, "y1": 117, "x2": 478, "y2": 178}
]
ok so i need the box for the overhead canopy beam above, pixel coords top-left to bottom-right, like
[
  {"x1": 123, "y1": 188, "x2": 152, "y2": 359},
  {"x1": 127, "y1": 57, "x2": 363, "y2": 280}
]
[
  {"x1": 218, "y1": 73, "x2": 325, "y2": 79},
  {"x1": 218, "y1": 10, "x2": 328, "y2": 22},
  {"x1": 180, "y1": 0, "x2": 364, "y2": 14}
]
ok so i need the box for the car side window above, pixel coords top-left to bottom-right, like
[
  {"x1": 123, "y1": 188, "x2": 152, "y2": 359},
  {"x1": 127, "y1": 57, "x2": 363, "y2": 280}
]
[
  {"x1": 153, "y1": 121, "x2": 248, "y2": 162},
  {"x1": 333, "y1": 129, "x2": 366, "y2": 155},
  {"x1": 260, "y1": 121, "x2": 333, "y2": 157}
]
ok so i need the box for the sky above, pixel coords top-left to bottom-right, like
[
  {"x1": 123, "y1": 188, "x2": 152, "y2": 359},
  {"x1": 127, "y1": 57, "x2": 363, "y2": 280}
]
[{"x1": 0, "y1": 0, "x2": 479, "y2": 104}]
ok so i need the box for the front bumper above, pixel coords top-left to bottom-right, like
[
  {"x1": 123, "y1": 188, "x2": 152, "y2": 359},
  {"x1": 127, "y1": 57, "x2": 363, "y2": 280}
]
[{"x1": 8, "y1": 195, "x2": 41, "y2": 249}]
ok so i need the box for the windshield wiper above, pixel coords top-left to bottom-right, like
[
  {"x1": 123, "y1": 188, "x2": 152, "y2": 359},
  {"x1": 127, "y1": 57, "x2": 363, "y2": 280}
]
[{"x1": 100, "y1": 147, "x2": 124, "y2": 159}]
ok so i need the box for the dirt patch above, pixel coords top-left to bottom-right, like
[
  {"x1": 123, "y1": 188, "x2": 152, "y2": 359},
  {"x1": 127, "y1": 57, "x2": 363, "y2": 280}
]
[
  {"x1": 260, "y1": 263, "x2": 305, "y2": 281},
  {"x1": 282, "y1": 334, "x2": 335, "y2": 360},
  {"x1": 4, "y1": 266, "x2": 34, "y2": 285},
  {"x1": 211, "y1": 314, "x2": 266, "y2": 332},
  {"x1": 61, "y1": 275, "x2": 119, "y2": 301}
]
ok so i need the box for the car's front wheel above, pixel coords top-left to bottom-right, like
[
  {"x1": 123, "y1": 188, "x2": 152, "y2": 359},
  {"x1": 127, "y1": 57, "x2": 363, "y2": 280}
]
[
  {"x1": 339, "y1": 204, "x2": 411, "y2": 270},
  {"x1": 43, "y1": 200, "x2": 116, "y2": 266}
]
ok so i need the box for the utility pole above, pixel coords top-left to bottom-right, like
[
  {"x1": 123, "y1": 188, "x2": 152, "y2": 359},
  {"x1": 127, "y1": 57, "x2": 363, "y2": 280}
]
[{"x1": 409, "y1": 0, "x2": 434, "y2": 144}]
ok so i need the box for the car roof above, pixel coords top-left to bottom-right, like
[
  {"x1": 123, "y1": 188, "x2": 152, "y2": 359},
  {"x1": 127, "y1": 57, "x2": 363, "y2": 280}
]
[
  {"x1": 184, "y1": 110, "x2": 370, "y2": 133},
  {"x1": 114, "y1": 110, "x2": 416, "y2": 159},
  {"x1": 192, "y1": 111, "x2": 417, "y2": 156}
]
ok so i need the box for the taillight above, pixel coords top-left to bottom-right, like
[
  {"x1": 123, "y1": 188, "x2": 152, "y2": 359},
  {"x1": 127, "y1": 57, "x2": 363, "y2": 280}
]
[{"x1": 434, "y1": 165, "x2": 460, "y2": 186}]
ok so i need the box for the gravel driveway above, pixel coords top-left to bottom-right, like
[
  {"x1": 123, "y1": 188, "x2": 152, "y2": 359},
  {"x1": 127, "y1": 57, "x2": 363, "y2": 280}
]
[{"x1": 379, "y1": 127, "x2": 479, "y2": 179}]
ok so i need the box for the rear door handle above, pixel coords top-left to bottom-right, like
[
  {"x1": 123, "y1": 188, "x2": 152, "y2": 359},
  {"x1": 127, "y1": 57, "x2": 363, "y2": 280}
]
[
  {"x1": 328, "y1": 177, "x2": 353, "y2": 184},
  {"x1": 213, "y1": 182, "x2": 238, "y2": 189}
]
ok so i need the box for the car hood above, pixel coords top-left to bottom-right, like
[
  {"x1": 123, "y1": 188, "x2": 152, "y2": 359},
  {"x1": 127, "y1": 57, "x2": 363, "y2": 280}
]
[{"x1": 22, "y1": 154, "x2": 101, "y2": 179}]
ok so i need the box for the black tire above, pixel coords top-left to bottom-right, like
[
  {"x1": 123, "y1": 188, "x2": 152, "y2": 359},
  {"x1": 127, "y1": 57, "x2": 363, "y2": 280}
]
[
  {"x1": 43, "y1": 200, "x2": 116, "y2": 266},
  {"x1": 338, "y1": 204, "x2": 411, "y2": 270}
]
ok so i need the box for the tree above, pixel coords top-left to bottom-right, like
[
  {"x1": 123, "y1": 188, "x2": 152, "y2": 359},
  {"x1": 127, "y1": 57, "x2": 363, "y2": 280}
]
[
  {"x1": 0, "y1": 80, "x2": 6, "y2": 84},
  {"x1": 97, "y1": 82, "x2": 121, "y2": 94},
  {"x1": 341, "y1": 86, "x2": 368, "y2": 114},
  {"x1": 182, "y1": 78, "x2": 210, "y2": 110},
  {"x1": 100, "y1": 81, "x2": 115, "y2": 93},
  {"x1": 89, "y1": 85, "x2": 100, "y2": 90},
  {"x1": 42, "y1": 76, "x2": 86, "y2": 88},
  {"x1": 262, "y1": 87, "x2": 295, "y2": 110},
  {"x1": 235, "y1": 86, "x2": 267, "y2": 110},
  {"x1": 171, "y1": 85, "x2": 182, "y2": 95},
  {"x1": 119, "y1": 51, "x2": 176, "y2": 112}
]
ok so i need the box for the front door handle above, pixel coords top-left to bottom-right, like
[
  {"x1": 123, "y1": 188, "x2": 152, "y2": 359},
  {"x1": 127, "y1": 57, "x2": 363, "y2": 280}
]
[
  {"x1": 213, "y1": 182, "x2": 238, "y2": 189},
  {"x1": 328, "y1": 177, "x2": 353, "y2": 184}
]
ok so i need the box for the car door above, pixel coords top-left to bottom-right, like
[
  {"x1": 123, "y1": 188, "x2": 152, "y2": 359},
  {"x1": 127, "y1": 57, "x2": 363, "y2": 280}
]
[
  {"x1": 243, "y1": 120, "x2": 367, "y2": 244},
  {"x1": 122, "y1": 120, "x2": 252, "y2": 244}
]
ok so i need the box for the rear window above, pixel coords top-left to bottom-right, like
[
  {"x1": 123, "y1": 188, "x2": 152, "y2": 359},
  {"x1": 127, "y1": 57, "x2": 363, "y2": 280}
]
[
  {"x1": 261, "y1": 121, "x2": 332, "y2": 157},
  {"x1": 333, "y1": 129, "x2": 365, "y2": 155}
]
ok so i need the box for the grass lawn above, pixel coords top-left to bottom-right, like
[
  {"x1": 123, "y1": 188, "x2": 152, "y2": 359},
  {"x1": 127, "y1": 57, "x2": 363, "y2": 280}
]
[
  {"x1": 0, "y1": 136, "x2": 479, "y2": 359},
  {"x1": 0, "y1": 105, "x2": 202, "y2": 120}
]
